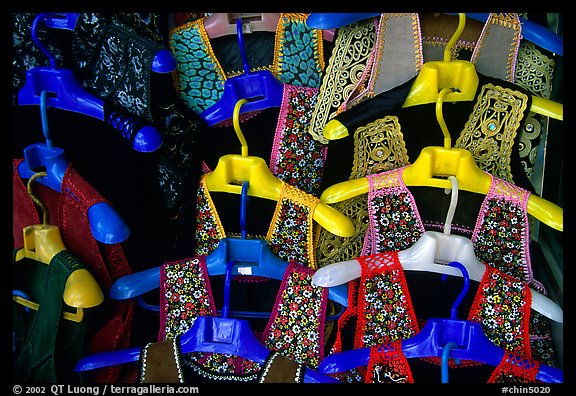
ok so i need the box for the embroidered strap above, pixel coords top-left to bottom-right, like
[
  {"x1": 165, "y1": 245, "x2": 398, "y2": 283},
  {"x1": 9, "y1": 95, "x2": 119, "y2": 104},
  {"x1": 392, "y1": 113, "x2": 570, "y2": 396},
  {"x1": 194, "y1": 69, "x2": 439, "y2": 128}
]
[
  {"x1": 140, "y1": 337, "x2": 184, "y2": 383},
  {"x1": 355, "y1": 252, "x2": 419, "y2": 349},
  {"x1": 262, "y1": 262, "x2": 328, "y2": 368},
  {"x1": 471, "y1": 13, "x2": 522, "y2": 83},
  {"x1": 455, "y1": 83, "x2": 530, "y2": 184},
  {"x1": 159, "y1": 256, "x2": 217, "y2": 340},
  {"x1": 366, "y1": 341, "x2": 413, "y2": 383},
  {"x1": 488, "y1": 352, "x2": 541, "y2": 383},
  {"x1": 273, "y1": 13, "x2": 325, "y2": 89},
  {"x1": 472, "y1": 176, "x2": 542, "y2": 291},
  {"x1": 365, "y1": 168, "x2": 425, "y2": 256},
  {"x1": 267, "y1": 182, "x2": 319, "y2": 268},
  {"x1": 345, "y1": 13, "x2": 423, "y2": 110},
  {"x1": 194, "y1": 176, "x2": 227, "y2": 257},
  {"x1": 469, "y1": 266, "x2": 532, "y2": 358},
  {"x1": 308, "y1": 18, "x2": 377, "y2": 144},
  {"x1": 269, "y1": 84, "x2": 327, "y2": 196},
  {"x1": 515, "y1": 41, "x2": 556, "y2": 99},
  {"x1": 258, "y1": 352, "x2": 305, "y2": 383},
  {"x1": 351, "y1": 116, "x2": 409, "y2": 179},
  {"x1": 315, "y1": 116, "x2": 409, "y2": 267},
  {"x1": 169, "y1": 18, "x2": 227, "y2": 115}
]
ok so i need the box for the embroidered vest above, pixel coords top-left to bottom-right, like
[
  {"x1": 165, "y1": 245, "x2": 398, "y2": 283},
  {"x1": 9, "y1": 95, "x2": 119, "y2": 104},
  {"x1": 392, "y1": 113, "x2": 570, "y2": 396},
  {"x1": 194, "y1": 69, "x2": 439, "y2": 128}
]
[
  {"x1": 363, "y1": 167, "x2": 540, "y2": 291},
  {"x1": 13, "y1": 250, "x2": 88, "y2": 383},
  {"x1": 364, "y1": 341, "x2": 542, "y2": 383},
  {"x1": 159, "y1": 256, "x2": 328, "y2": 378},
  {"x1": 169, "y1": 13, "x2": 325, "y2": 118},
  {"x1": 138, "y1": 336, "x2": 308, "y2": 383},
  {"x1": 195, "y1": 174, "x2": 320, "y2": 268},
  {"x1": 332, "y1": 251, "x2": 539, "y2": 382},
  {"x1": 13, "y1": 159, "x2": 134, "y2": 383}
]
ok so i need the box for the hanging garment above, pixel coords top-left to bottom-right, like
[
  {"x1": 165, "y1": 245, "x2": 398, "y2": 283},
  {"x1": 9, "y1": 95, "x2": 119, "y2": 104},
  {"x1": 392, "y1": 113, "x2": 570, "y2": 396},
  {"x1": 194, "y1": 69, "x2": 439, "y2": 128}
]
[
  {"x1": 319, "y1": 13, "x2": 552, "y2": 195},
  {"x1": 361, "y1": 341, "x2": 546, "y2": 383},
  {"x1": 64, "y1": 12, "x2": 207, "y2": 258},
  {"x1": 329, "y1": 251, "x2": 559, "y2": 383},
  {"x1": 138, "y1": 336, "x2": 309, "y2": 383},
  {"x1": 195, "y1": 174, "x2": 321, "y2": 269},
  {"x1": 169, "y1": 14, "x2": 328, "y2": 195},
  {"x1": 319, "y1": 166, "x2": 559, "y2": 370},
  {"x1": 159, "y1": 257, "x2": 330, "y2": 378},
  {"x1": 361, "y1": 167, "x2": 541, "y2": 290},
  {"x1": 13, "y1": 250, "x2": 89, "y2": 383},
  {"x1": 312, "y1": 13, "x2": 548, "y2": 269},
  {"x1": 13, "y1": 159, "x2": 134, "y2": 383}
]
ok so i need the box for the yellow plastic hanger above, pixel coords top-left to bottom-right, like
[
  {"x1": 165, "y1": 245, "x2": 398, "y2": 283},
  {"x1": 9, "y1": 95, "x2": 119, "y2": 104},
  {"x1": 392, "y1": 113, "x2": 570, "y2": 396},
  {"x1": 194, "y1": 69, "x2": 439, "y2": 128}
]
[
  {"x1": 323, "y1": 13, "x2": 562, "y2": 141},
  {"x1": 320, "y1": 84, "x2": 563, "y2": 232},
  {"x1": 14, "y1": 171, "x2": 104, "y2": 322},
  {"x1": 205, "y1": 99, "x2": 355, "y2": 237}
]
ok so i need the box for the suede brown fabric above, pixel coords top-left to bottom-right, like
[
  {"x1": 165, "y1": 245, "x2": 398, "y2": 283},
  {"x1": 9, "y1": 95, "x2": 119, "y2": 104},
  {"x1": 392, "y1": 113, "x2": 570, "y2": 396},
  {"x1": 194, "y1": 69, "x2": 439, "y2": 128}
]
[
  {"x1": 140, "y1": 339, "x2": 182, "y2": 383},
  {"x1": 260, "y1": 353, "x2": 302, "y2": 383}
]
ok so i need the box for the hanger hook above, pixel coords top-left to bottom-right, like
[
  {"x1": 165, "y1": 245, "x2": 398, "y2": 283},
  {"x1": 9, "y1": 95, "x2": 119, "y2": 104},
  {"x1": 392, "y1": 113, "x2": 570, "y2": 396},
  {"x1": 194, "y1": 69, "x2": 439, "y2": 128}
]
[
  {"x1": 233, "y1": 99, "x2": 249, "y2": 156},
  {"x1": 443, "y1": 176, "x2": 458, "y2": 235},
  {"x1": 40, "y1": 90, "x2": 52, "y2": 148},
  {"x1": 240, "y1": 181, "x2": 249, "y2": 239},
  {"x1": 445, "y1": 261, "x2": 470, "y2": 320},
  {"x1": 31, "y1": 13, "x2": 58, "y2": 69},
  {"x1": 436, "y1": 87, "x2": 454, "y2": 149},
  {"x1": 444, "y1": 13, "x2": 466, "y2": 62},
  {"x1": 236, "y1": 17, "x2": 251, "y2": 74},
  {"x1": 27, "y1": 171, "x2": 49, "y2": 225}
]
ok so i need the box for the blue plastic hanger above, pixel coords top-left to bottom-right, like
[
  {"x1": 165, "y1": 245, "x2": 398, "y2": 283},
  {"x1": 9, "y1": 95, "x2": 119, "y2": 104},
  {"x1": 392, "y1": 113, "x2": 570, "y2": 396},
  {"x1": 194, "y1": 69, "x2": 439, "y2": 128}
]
[
  {"x1": 199, "y1": 17, "x2": 284, "y2": 126},
  {"x1": 306, "y1": 13, "x2": 563, "y2": 56},
  {"x1": 17, "y1": 90, "x2": 130, "y2": 245},
  {"x1": 74, "y1": 240, "x2": 339, "y2": 383},
  {"x1": 112, "y1": 180, "x2": 348, "y2": 310},
  {"x1": 18, "y1": 13, "x2": 105, "y2": 120},
  {"x1": 42, "y1": 13, "x2": 177, "y2": 73},
  {"x1": 317, "y1": 261, "x2": 563, "y2": 383},
  {"x1": 18, "y1": 13, "x2": 163, "y2": 153}
]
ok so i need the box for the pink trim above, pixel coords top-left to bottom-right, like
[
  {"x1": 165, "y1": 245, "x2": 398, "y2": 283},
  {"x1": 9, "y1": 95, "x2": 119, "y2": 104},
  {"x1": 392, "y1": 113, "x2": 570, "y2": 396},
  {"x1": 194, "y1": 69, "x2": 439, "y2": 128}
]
[{"x1": 269, "y1": 84, "x2": 290, "y2": 174}]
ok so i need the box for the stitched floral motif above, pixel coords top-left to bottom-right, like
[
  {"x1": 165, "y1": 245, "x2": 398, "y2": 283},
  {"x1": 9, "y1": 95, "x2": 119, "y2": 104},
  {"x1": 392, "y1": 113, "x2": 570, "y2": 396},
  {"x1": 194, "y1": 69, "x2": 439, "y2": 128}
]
[
  {"x1": 160, "y1": 256, "x2": 261, "y2": 376},
  {"x1": 469, "y1": 266, "x2": 531, "y2": 357},
  {"x1": 472, "y1": 177, "x2": 538, "y2": 291},
  {"x1": 262, "y1": 263, "x2": 327, "y2": 368},
  {"x1": 528, "y1": 311, "x2": 558, "y2": 368},
  {"x1": 267, "y1": 183, "x2": 318, "y2": 268},
  {"x1": 365, "y1": 171, "x2": 425, "y2": 255},
  {"x1": 160, "y1": 257, "x2": 216, "y2": 340},
  {"x1": 356, "y1": 253, "x2": 419, "y2": 349},
  {"x1": 194, "y1": 176, "x2": 226, "y2": 256},
  {"x1": 271, "y1": 85, "x2": 326, "y2": 195}
]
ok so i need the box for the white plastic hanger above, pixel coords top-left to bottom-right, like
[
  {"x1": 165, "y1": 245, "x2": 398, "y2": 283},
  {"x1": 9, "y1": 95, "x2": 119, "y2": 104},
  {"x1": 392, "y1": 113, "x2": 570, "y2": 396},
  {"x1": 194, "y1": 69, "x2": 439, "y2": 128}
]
[{"x1": 312, "y1": 176, "x2": 563, "y2": 324}]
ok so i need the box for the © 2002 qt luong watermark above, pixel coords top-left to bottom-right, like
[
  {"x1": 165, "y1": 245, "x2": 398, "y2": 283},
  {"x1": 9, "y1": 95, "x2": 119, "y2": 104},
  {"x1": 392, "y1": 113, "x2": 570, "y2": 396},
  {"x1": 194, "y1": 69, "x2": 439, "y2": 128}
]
[{"x1": 13, "y1": 385, "x2": 200, "y2": 395}]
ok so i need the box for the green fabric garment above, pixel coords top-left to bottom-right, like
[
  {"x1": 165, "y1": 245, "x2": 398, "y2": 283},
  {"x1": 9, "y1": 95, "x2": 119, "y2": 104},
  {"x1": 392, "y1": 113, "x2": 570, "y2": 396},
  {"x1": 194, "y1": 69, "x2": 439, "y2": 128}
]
[{"x1": 13, "y1": 250, "x2": 89, "y2": 383}]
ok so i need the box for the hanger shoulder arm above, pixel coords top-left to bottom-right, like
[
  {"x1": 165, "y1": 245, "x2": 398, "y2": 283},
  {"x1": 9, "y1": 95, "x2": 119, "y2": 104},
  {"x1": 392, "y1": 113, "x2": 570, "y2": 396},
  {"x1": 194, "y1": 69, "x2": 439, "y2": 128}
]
[
  {"x1": 530, "y1": 289, "x2": 563, "y2": 323},
  {"x1": 531, "y1": 96, "x2": 563, "y2": 121},
  {"x1": 313, "y1": 202, "x2": 355, "y2": 237},
  {"x1": 64, "y1": 268, "x2": 104, "y2": 308},
  {"x1": 527, "y1": 195, "x2": 563, "y2": 232},
  {"x1": 319, "y1": 178, "x2": 369, "y2": 204}
]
